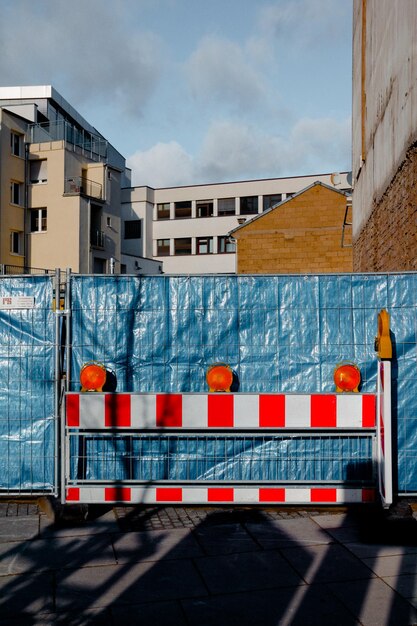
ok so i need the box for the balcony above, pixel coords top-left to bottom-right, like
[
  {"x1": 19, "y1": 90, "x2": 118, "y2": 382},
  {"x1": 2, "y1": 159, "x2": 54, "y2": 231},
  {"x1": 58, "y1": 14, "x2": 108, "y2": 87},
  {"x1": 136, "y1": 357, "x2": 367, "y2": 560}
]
[
  {"x1": 65, "y1": 177, "x2": 103, "y2": 201},
  {"x1": 28, "y1": 120, "x2": 108, "y2": 161},
  {"x1": 90, "y1": 228, "x2": 105, "y2": 249}
]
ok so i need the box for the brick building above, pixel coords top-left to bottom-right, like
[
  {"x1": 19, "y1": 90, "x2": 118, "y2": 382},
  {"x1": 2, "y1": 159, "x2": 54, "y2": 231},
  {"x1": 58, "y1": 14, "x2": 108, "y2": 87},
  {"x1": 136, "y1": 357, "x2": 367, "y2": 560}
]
[
  {"x1": 229, "y1": 182, "x2": 352, "y2": 274},
  {"x1": 352, "y1": 0, "x2": 417, "y2": 271}
]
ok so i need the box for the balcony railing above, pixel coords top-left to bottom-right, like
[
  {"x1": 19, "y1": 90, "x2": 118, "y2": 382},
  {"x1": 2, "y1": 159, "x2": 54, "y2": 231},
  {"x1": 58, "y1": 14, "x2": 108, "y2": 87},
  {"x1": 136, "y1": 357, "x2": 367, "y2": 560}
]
[
  {"x1": 28, "y1": 120, "x2": 108, "y2": 161},
  {"x1": 65, "y1": 177, "x2": 103, "y2": 201},
  {"x1": 0, "y1": 264, "x2": 57, "y2": 276},
  {"x1": 91, "y1": 229, "x2": 105, "y2": 249}
]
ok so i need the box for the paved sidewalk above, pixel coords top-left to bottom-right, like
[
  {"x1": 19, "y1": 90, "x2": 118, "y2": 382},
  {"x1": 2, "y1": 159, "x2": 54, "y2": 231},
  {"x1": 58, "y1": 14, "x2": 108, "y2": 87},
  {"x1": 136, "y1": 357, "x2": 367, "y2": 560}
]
[{"x1": 1, "y1": 501, "x2": 417, "y2": 624}]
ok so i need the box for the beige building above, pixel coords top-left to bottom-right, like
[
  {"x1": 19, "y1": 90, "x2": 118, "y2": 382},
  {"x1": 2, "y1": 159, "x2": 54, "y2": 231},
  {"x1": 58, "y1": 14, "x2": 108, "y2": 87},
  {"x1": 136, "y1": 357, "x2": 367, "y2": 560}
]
[
  {"x1": 0, "y1": 107, "x2": 28, "y2": 268},
  {"x1": 229, "y1": 182, "x2": 352, "y2": 274},
  {"x1": 123, "y1": 172, "x2": 352, "y2": 274},
  {"x1": 352, "y1": 0, "x2": 417, "y2": 271},
  {"x1": 0, "y1": 86, "x2": 160, "y2": 275}
]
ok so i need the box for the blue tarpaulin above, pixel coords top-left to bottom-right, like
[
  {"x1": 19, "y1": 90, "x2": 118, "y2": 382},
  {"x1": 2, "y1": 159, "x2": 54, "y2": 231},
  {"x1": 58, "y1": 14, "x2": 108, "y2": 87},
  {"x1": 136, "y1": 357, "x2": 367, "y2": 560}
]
[
  {"x1": 0, "y1": 276, "x2": 55, "y2": 492},
  {"x1": 68, "y1": 273, "x2": 417, "y2": 493}
]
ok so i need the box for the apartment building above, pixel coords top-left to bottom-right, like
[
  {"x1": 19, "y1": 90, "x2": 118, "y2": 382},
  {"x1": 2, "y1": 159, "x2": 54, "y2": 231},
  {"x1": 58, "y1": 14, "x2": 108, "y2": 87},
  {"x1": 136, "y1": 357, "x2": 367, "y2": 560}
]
[
  {"x1": 0, "y1": 86, "x2": 351, "y2": 277},
  {"x1": 122, "y1": 172, "x2": 352, "y2": 274},
  {"x1": 0, "y1": 86, "x2": 160, "y2": 275}
]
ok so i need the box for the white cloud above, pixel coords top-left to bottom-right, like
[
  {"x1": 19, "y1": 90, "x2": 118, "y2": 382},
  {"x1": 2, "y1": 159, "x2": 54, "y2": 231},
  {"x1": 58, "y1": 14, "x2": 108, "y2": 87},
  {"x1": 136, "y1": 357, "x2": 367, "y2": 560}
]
[
  {"x1": 128, "y1": 142, "x2": 195, "y2": 187},
  {"x1": 289, "y1": 116, "x2": 351, "y2": 169},
  {"x1": 256, "y1": 0, "x2": 349, "y2": 47},
  {"x1": 127, "y1": 115, "x2": 351, "y2": 187},
  {"x1": 198, "y1": 120, "x2": 286, "y2": 180},
  {"x1": 0, "y1": 0, "x2": 164, "y2": 118},
  {"x1": 185, "y1": 35, "x2": 267, "y2": 113}
]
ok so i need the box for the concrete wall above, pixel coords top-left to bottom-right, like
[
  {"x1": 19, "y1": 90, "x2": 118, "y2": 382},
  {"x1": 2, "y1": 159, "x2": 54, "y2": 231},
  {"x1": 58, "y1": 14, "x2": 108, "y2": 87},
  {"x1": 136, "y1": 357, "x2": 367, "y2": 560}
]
[
  {"x1": 352, "y1": 0, "x2": 417, "y2": 270},
  {"x1": 233, "y1": 184, "x2": 352, "y2": 274}
]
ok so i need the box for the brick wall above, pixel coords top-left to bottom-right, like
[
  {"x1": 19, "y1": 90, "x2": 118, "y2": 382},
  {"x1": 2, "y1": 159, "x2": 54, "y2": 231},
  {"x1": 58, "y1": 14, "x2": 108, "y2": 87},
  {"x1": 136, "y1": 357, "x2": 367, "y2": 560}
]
[
  {"x1": 353, "y1": 145, "x2": 417, "y2": 272},
  {"x1": 234, "y1": 184, "x2": 353, "y2": 274}
]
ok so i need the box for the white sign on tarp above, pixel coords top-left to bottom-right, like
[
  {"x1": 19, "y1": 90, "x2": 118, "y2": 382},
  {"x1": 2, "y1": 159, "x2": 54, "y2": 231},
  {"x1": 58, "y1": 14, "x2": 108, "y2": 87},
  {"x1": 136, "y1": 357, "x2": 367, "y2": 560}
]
[{"x1": 0, "y1": 296, "x2": 35, "y2": 309}]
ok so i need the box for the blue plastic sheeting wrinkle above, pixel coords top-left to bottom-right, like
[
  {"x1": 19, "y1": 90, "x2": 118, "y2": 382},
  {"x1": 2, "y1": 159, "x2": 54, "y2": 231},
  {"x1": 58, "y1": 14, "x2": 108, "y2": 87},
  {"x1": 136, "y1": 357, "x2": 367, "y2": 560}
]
[
  {"x1": 68, "y1": 273, "x2": 417, "y2": 492},
  {"x1": 0, "y1": 276, "x2": 56, "y2": 492}
]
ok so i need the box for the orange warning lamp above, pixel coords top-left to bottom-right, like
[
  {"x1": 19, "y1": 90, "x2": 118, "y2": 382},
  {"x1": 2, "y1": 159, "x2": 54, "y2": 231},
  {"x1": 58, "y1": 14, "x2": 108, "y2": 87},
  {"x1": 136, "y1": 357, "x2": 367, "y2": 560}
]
[
  {"x1": 334, "y1": 362, "x2": 361, "y2": 393},
  {"x1": 206, "y1": 363, "x2": 233, "y2": 392},
  {"x1": 80, "y1": 362, "x2": 107, "y2": 392}
]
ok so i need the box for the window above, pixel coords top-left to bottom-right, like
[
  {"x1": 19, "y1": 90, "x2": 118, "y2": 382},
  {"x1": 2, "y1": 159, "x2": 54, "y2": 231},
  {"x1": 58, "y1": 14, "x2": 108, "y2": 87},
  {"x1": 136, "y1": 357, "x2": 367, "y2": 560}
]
[
  {"x1": 93, "y1": 258, "x2": 106, "y2": 274},
  {"x1": 175, "y1": 201, "x2": 192, "y2": 219},
  {"x1": 29, "y1": 160, "x2": 47, "y2": 184},
  {"x1": 120, "y1": 264, "x2": 127, "y2": 274},
  {"x1": 30, "y1": 208, "x2": 47, "y2": 232},
  {"x1": 10, "y1": 231, "x2": 23, "y2": 255},
  {"x1": 157, "y1": 239, "x2": 170, "y2": 256},
  {"x1": 240, "y1": 196, "x2": 258, "y2": 215},
  {"x1": 10, "y1": 181, "x2": 23, "y2": 206},
  {"x1": 10, "y1": 131, "x2": 23, "y2": 157},
  {"x1": 197, "y1": 237, "x2": 213, "y2": 254},
  {"x1": 157, "y1": 203, "x2": 170, "y2": 220},
  {"x1": 197, "y1": 201, "x2": 214, "y2": 218},
  {"x1": 124, "y1": 220, "x2": 142, "y2": 239},
  {"x1": 263, "y1": 194, "x2": 282, "y2": 211},
  {"x1": 174, "y1": 237, "x2": 192, "y2": 255},
  {"x1": 218, "y1": 198, "x2": 235, "y2": 216},
  {"x1": 218, "y1": 236, "x2": 236, "y2": 254}
]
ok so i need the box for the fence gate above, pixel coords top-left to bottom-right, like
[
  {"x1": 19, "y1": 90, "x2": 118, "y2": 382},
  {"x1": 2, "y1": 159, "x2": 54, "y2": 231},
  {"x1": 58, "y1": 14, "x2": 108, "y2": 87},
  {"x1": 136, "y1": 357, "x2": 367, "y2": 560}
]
[
  {"x1": 0, "y1": 272, "x2": 61, "y2": 496},
  {"x1": 61, "y1": 274, "x2": 395, "y2": 507}
]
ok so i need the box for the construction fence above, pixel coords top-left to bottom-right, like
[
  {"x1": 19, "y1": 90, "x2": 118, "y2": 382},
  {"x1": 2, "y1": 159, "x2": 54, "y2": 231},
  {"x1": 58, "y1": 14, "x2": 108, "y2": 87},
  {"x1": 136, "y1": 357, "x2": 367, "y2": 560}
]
[{"x1": 1, "y1": 272, "x2": 417, "y2": 497}]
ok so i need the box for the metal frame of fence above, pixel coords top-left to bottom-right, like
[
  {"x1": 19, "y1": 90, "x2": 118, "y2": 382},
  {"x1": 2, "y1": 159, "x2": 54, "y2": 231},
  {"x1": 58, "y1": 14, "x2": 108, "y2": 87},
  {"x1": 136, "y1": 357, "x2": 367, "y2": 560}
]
[
  {"x1": 0, "y1": 270, "x2": 61, "y2": 495},
  {"x1": 0, "y1": 269, "x2": 397, "y2": 504}
]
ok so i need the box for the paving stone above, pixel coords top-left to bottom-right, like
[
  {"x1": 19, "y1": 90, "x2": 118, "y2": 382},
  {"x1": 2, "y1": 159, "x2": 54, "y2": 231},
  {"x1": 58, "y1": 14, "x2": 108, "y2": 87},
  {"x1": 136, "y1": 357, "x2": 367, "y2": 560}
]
[
  {"x1": 3, "y1": 534, "x2": 116, "y2": 574},
  {"x1": 344, "y1": 542, "x2": 417, "y2": 560},
  {"x1": 182, "y1": 585, "x2": 358, "y2": 626},
  {"x1": 0, "y1": 541, "x2": 31, "y2": 576},
  {"x1": 362, "y1": 552, "x2": 417, "y2": 577},
  {"x1": 0, "y1": 608, "x2": 114, "y2": 625},
  {"x1": 319, "y1": 524, "x2": 363, "y2": 543},
  {"x1": 328, "y1": 577, "x2": 417, "y2": 626},
  {"x1": 0, "y1": 517, "x2": 39, "y2": 543},
  {"x1": 245, "y1": 516, "x2": 333, "y2": 549},
  {"x1": 56, "y1": 560, "x2": 207, "y2": 610},
  {"x1": 281, "y1": 544, "x2": 375, "y2": 584},
  {"x1": 193, "y1": 522, "x2": 260, "y2": 555},
  {"x1": 194, "y1": 550, "x2": 303, "y2": 594},
  {"x1": 383, "y1": 573, "x2": 417, "y2": 599},
  {"x1": 0, "y1": 572, "x2": 54, "y2": 617},
  {"x1": 40, "y1": 517, "x2": 119, "y2": 538},
  {"x1": 112, "y1": 600, "x2": 188, "y2": 624},
  {"x1": 311, "y1": 512, "x2": 364, "y2": 529},
  {"x1": 112, "y1": 527, "x2": 203, "y2": 563}
]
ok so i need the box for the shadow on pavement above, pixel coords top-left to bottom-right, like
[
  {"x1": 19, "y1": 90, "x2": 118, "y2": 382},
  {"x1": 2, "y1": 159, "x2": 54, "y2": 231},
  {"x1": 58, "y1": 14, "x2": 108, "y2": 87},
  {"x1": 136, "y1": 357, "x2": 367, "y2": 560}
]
[{"x1": 0, "y1": 503, "x2": 417, "y2": 624}]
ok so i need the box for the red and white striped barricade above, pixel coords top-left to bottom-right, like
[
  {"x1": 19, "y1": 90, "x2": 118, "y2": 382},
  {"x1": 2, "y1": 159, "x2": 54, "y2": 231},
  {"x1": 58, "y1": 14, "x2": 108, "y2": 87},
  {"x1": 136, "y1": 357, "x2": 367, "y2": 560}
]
[
  {"x1": 63, "y1": 391, "x2": 378, "y2": 505},
  {"x1": 66, "y1": 392, "x2": 376, "y2": 431}
]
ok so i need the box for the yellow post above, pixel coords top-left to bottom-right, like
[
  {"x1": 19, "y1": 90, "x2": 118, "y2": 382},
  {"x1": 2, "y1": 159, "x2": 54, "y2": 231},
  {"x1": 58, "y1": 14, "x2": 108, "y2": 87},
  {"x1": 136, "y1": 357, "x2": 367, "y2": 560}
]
[{"x1": 375, "y1": 309, "x2": 392, "y2": 359}]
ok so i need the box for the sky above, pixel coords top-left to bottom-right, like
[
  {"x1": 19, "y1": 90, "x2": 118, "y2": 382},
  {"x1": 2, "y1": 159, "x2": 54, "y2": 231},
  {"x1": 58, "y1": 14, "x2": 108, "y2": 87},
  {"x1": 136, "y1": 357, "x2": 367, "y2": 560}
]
[{"x1": 0, "y1": 0, "x2": 353, "y2": 188}]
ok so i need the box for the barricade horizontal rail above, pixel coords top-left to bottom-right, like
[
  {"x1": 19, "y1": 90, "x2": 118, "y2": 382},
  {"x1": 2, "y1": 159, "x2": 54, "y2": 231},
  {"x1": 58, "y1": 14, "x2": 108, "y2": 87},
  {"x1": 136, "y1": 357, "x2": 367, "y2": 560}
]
[
  {"x1": 66, "y1": 392, "x2": 376, "y2": 430},
  {"x1": 65, "y1": 485, "x2": 376, "y2": 505}
]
